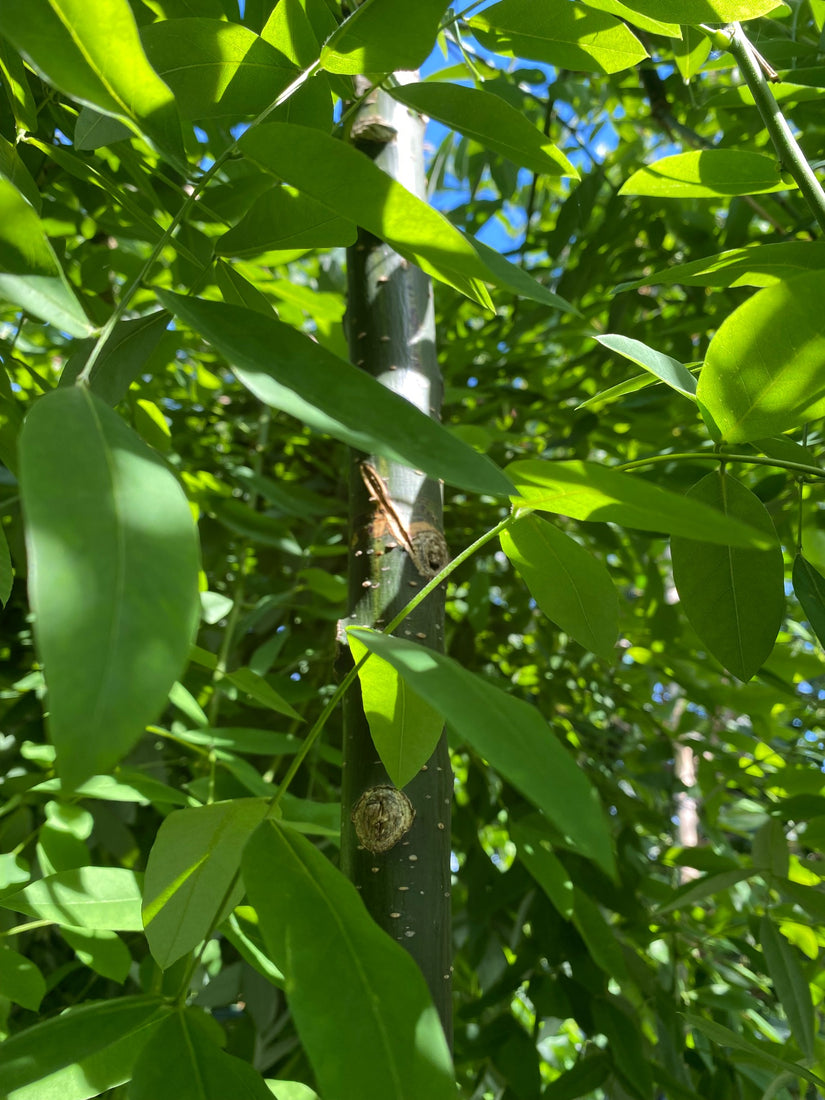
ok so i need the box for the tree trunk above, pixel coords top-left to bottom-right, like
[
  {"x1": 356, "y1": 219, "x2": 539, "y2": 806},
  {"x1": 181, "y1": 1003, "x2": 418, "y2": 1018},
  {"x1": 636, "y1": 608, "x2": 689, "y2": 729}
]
[{"x1": 339, "y1": 79, "x2": 453, "y2": 1046}]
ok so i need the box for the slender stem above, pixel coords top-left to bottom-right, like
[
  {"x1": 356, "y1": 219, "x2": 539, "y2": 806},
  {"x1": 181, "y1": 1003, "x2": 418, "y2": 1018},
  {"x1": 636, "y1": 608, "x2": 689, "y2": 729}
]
[
  {"x1": 617, "y1": 450, "x2": 825, "y2": 480},
  {"x1": 76, "y1": 62, "x2": 321, "y2": 385},
  {"x1": 725, "y1": 23, "x2": 825, "y2": 233},
  {"x1": 1, "y1": 919, "x2": 54, "y2": 936},
  {"x1": 269, "y1": 514, "x2": 514, "y2": 809}
]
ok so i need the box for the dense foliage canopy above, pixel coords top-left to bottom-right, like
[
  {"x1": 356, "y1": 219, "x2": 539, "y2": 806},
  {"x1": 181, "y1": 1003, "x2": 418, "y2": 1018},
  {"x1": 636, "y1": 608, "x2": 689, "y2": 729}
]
[{"x1": 1, "y1": 1, "x2": 825, "y2": 1098}]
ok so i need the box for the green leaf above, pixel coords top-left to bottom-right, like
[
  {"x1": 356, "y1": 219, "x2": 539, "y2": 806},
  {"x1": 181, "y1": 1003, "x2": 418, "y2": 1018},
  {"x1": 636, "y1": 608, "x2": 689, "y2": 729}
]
[
  {"x1": 0, "y1": 179, "x2": 92, "y2": 336},
  {"x1": 0, "y1": 0, "x2": 186, "y2": 169},
  {"x1": 697, "y1": 272, "x2": 825, "y2": 443},
  {"x1": 793, "y1": 554, "x2": 825, "y2": 649},
  {"x1": 173, "y1": 727, "x2": 302, "y2": 755},
  {"x1": 61, "y1": 926, "x2": 132, "y2": 982},
  {"x1": 0, "y1": 37, "x2": 38, "y2": 132},
  {"x1": 217, "y1": 187, "x2": 357, "y2": 258},
  {"x1": 0, "y1": 945, "x2": 46, "y2": 1010},
  {"x1": 349, "y1": 631, "x2": 444, "y2": 788},
  {"x1": 616, "y1": 242, "x2": 825, "y2": 292},
  {"x1": 654, "y1": 868, "x2": 754, "y2": 915},
  {"x1": 619, "y1": 150, "x2": 790, "y2": 198},
  {"x1": 238, "y1": 123, "x2": 496, "y2": 307},
  {"x1": 759, "y1": 915, "x2": 815, "y2": 1059},
  {"x1": 60, "y1": 312, "x2": 169, "y2": 405},
  {"x1": 595, "y1": 334, "x2": 697, "y2": 400},
  {"x1": 543, "y1": 1054, "x2": 611, "y2": 1100},
  {"x1": 615, "y1": 0, "x2": 782, "y2": 19},
  {"x1": 242, "y1": 820, "x2": 456, "y2": 1100},
  {"x1": 1, "y1": 867, "x2": 144, "y2": 930},
  {"x1": 0, "y1": 996, "x2": 169, "y2": 1100},
  {"x1": 500, "y1": 514, "x2": 618, "y2": 659},
  {"x1": 671, "y1": 23, "x2": 712, "y2": 81},
  {"x1": 592, "y1": 999, "x2": 651, "y2": 1098},
  {"x1": 0, "y1": 135, "x2": 41, "y2": 210},
  {"x1": 0, "y1": 522, "x2": 13, "y2": 606},
  {"x1": 469, "y1": 0, "x2": 647, "y2": 74},
  {"x1": 671, "y1": 473, "x2": 784, "y2": 681},
  {"x1": 129, "y1": 1009, "x2": 274, "y2": 1100},
  {"x1": 143, "y1": 799, "x2": 269, "y2": 969},
  {"x1": 683, "y1": 1014, "x2": 825, "y2": 1090},
  {"x1": 159, "y1": 292, "x2": 512, "y2": 498},
  {"x1": 506, "y1": 459, "x2": 770, "y2": 548},
  {"x1": 226, "y1": 666, "x2": 303, "y2": 720},
  {"x1": 321, "y1": 0, "x2": 449, "y2": 74},
  {"x1": 389, "y1": 82, "x2": 577, "y2": 178},
  {"x1": 348, "y1": 629, "x2": 616, "y2": 875},
  {"x1": 511, "y1": 815, "x2": 574, "y2": 918},
  {"x1": 141, "y1": 18, "x2": 294, "y2": 122},
  {"x1": 19, "y1": 386, "x2": 201, "y2": 788},
  {"x1": 581, "y1": 0, "x2": 680, "y2": 34}
]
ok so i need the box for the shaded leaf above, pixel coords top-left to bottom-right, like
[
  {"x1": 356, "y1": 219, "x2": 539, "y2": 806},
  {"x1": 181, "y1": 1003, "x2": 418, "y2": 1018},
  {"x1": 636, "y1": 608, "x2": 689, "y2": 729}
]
[
  {"x1": 129, "y1": 1009, "x2": 274, "y2": 1100},
  {"x1": 242, "y1": 819, "x2": 456, "y2": 1100},
  {"x1": 0, "y1": 523, "x2": 13, "y2": 606},
  {"x1": 0, "y1": 945, "x2": 46, "y2": 1010},
  {"x1": 759, "y1": 914, "x2": 815, "y2": 1059},
  {"x1": 500, "y1": 514, "x2": 618, "y2": 659},
  {"x1": 793, "y1": 554, "x2": 825, "y2": 649},
  {"x1": 469, "y1": 0, "x2": 647, "y2": 74},
  {"x1": 698, "y1": 272, "x2": 825, "y2": 443},
  {"x1": 19, "y1": 386, "x2": 200, "y2": 788},
  {"x1": 159, "y1": 292, "x2": 512, "y2": 498},
  {"x1": 389, "y1": 82, "x2": 577, "y2": 177},
  {"x1": 1, "y1": 867, "x2": 144, "y2": 930},
  {"x1": 61, "y1": 927, "x2": 132, "y2": 982},
  {"x1": 512, "y1": 816, "x2": 574, "y2": 918},
  {"x1": 506, "y1": 459, "x2": 770, "y2": 547},
  {"x1": 217, "y1": 187, "x2": 357, "y2": 257},
  {"x1": 683, "y1": 1014, "x2": 825, "y2": 1090},
  {"x1": 671, "y1": 473, "x2": 784, "y2": 680},
  {"x1": 348, "y1": 628, "x2": 616, "y2": 875},
  {"x1": 238, "y1": 122, "x2": 495, "y2": 307},
  {"x1": 618, "y1": 0, "x2": 782, "y2": 18},
  {"x1": 349, "y1": 631, "x2": 444, "y2": 788},
  {"x1": 0, "y1": 0, "x2": 186, "y2": 169},
  {"x1": 143, "y1": 799, "x2": 269, "y2": 969},
  {"x1": 60, "y1": 312, "x2": 169, "y2": 405},
  {"x1": 620, "y1": 150, "x2": 789, "y2": 198}
]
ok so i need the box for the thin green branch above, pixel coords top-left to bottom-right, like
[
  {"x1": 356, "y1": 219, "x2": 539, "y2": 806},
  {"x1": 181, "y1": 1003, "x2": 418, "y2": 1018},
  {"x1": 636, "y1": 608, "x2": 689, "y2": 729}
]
[
  {"x1": 617, "y1": 450, "x2": 825, "y2": 480},
  {"x1": 76, "y1": 61, "x2": 321, "y2": 386},
  {"x1": 268, "y1": 514, "x2": 514, "y2": 810},
  {"x1": 724, "y1": 23, "x2": 825, "y2": 234}
]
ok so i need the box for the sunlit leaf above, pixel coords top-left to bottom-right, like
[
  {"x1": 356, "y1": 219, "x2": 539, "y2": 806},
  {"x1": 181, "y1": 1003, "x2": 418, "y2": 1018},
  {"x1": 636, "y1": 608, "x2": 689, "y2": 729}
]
[
  {"x1": 144, "y1": 799, "x2": 269, "y2": 969},
  {"x1": 19, "y1": 387, "x2": 200, "y2": 787},
  {"x1": 348, "y1": 629, "x2": 616, "y2": 875},
  {"x1": 0, "y1": 0, "x2": 186, "y2": 168},
  {"x1": 243, "y1": 819, "x2": 456, "y2": 1100},
  {"x1": 389, "y1": 82, "x2": 578, "y2": 177},
  {"x1": 1, "y1": 867, "x2": 144, "y2": 930},
  {"x1": 159, "y1": 292, "x2": 513, "y2": 498},
  {"x1": 469, "y1": 0, "x2": 647, "y2": 73},
  {"x1": 500, "y1": 514, "x2": 618, "y2": 659},
  {"x1": 506, "y1": 459, "x2": 770, "y2": 548},
  {"x1": 620, "y1": 150, "x2": 790, "y2": 198},
  {"x1": 793, "y1": 554, "x2": 825, "y2": 649},
  {"x1": 0, "y1": 996, "x2": 169, "y2": 1100},
  {"x1": 349, "y1": 631, "x2": 444, "y2": 788},
  {"x1": 321, "y1": 0, "x2": 449, "y2": 74},
  {"x1": 596, "y1": 334, "x2": 697, "y2": 399},
  {"x1": 616, "y1": 242, "x2": 825, "y2": 292},
  {"x1": 0, "y1": 945, "x2": 46, "y2": 1010},
  {"x1": 698, "y1": 272, "x2": 825, "y2": 443}
]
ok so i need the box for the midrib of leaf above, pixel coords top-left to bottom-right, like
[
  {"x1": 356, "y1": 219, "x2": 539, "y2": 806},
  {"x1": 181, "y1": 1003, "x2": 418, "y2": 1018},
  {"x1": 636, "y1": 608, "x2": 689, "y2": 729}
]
[{"x1": 50, "y1": 0, "x2": 136, "y2": 120}]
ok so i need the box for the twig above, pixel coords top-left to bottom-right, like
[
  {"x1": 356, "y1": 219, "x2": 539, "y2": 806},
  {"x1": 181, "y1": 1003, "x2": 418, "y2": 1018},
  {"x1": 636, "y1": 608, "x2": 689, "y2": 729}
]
[{"x1": 724, "y1": 23, "x2": 825, "y2": 234}]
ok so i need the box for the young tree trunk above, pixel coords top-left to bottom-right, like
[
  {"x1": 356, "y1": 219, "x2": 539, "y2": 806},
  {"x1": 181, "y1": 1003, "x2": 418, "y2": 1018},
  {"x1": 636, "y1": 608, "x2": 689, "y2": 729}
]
[{"x1": 339, "y1": 80, "x2": 453, "y2": 1045}]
